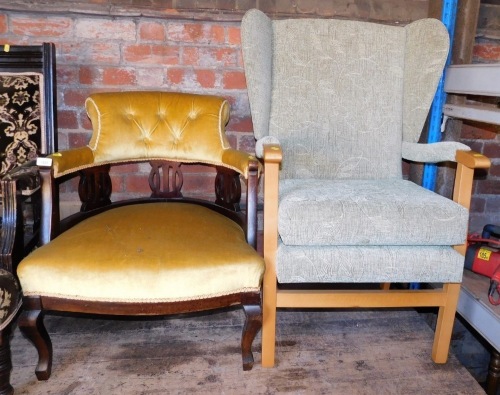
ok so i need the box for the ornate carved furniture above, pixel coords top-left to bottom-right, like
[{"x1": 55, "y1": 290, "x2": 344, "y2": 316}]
[
  {"x1": 241, "y1": 9, "x2": 491, "y2": 367},
  {"x1": 16, "y1": 91, "x2": 264, "y2": 380},
  {"x1": 0, "y1": 43, "x2": 57, "y2": 273},
  {"x1": 0, "y1": 269, "x2": 21, "y2": 395}
]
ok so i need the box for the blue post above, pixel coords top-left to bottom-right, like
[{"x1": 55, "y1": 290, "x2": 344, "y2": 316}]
[
  {"x1": 411, "y1": 0, "x2": 458, "y2": 291},
  {"x1": 421, "y1": 0, "x2": 458, "y2": 191}
]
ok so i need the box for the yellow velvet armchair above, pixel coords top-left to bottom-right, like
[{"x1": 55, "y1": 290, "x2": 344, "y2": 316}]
[{"x1": 16, "y1": 91, "x2": 264, "y2": 380}]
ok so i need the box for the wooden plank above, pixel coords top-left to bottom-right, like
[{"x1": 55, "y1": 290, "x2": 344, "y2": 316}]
[
  {"x1": 9, "y1": 309, "x2": 485, "y2": 394},
  {"x1": 276, "y1": 289, "x2": 449, "y2": 308},
  {"x1": 444, "y1": 64, "x2": 500, "y2": 96},
  {"x1": 443, "y1": 102, "x2": 500, "y2": 125},
  {"x1": 457, "y1": 270, "x2": 500, "y2": 352}
]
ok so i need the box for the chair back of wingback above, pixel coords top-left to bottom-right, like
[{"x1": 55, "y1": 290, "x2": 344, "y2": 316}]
[
  {"x1": 85, "y1": 91, "x2": 231, "y2": 165},
  {"x1": 241, "y1": 9, "x2": 449, "y2": 180}
]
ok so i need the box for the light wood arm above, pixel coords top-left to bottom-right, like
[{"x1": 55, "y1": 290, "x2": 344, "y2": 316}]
[
  {"x1": 262, "y1": 143, "x2": 282, "y2": 368},
  {"x1": 263, "y1": 143, "x2": 282, "y2": 267},
  {"x1": 453, "y1": 150, "x2": 490, "y2": 255},
  {"x1": 453, "y1": 150, "x2": 490, "y2": 210}
]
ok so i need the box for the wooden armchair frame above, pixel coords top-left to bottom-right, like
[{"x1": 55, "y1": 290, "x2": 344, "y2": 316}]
[{"x1": 261, "y1": 145, "x2": 491, "y2": 367}]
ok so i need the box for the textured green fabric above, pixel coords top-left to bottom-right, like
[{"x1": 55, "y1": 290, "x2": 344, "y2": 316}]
[
  {"x1": 241, "y1": 9, "x2": 450, "y2": 179},
  {"x1": 277, "y1": 243, "x2": 464, "y2": 283},
  {"x1": 278, "y1": 179, "x2": 469, "y2": 246}
]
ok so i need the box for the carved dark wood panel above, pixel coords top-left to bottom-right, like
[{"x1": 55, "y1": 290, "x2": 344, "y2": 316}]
[
  {"x1": 215, "y1": 167, "x2": 241, "y2": 212},
  {"x1": 78, "y1": 165, "x2": 112, "y2": 212},
  {"x1": 149, "y1": 161, "x2": 183, "y2": 198}
]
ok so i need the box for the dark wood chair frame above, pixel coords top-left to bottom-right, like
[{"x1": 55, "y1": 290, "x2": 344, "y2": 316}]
[
  {"x1": 19, "y1": 157, "x2": 262, "y2": 380},
  {"x1": 0, "y1": 43, "x2": 57, "y2": 395},
  {"x1": 0, "y1": 43, "x2": 58, "y2": 274},
  {"x1": 0, "y1": 270, "x2": 21, "y2": 395}
]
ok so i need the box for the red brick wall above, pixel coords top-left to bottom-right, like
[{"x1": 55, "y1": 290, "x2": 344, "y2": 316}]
[{"x1": 0, "y1": 11, "x2": 255, "y2": 211}]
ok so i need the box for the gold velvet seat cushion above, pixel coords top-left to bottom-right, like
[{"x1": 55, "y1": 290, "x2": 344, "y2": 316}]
[{"x1": 17, "y1": 203, "x2": 265, "y2": 303}]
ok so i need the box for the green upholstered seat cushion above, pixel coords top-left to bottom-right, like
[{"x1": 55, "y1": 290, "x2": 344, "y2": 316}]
[
  {"x1": 277, "y1": 243, "x2": 465, "y2": 283},
  {"x1": 17, "y1": 203, "x2": 264, "y2": 303},
  {"x1": 278, "y1": 179, "x2": 469, "y2": 246}
]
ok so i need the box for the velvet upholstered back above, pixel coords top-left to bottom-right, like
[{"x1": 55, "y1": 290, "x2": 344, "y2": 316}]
[
  {"x1": 241, "y1": 10, "x2": 450, "y2": 180},
  {"x1": 51, "y1": 92, "x2": 257, "y2": 178},
  {"x1": 86, "y1": 91, "x2": 231, "y2": 164}
]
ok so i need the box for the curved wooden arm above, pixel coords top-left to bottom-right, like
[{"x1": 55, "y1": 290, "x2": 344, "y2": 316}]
[
  {"x1": 453, "y1": 150, "x2": 490, "y2": 210},
  {"x1": 261, "y1": 143, "x2": 282, "y2": 367},
  {"x1": 262, "y1": 143, "x2": 282, "y2": 267},
  {"x1": 39, "y1": 163, "x2": 59, "y2": 246},
  {"x1": 455, "y1": 150, "x2": 491, "y2": 170},
  {"x1": 453, "y1": 150, "x2": 490, "y2": 256}
]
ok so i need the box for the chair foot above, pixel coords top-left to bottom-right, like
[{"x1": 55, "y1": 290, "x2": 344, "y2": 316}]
[
  {"x1": 241, "y1": 304, "x2": 262, "y2": 371},
  {"x1": 18, "y1": 307, "x2": 53, "y2": 380},
  {"x1": 432, "y1": 283, "x2": 461, "y2": 364}
]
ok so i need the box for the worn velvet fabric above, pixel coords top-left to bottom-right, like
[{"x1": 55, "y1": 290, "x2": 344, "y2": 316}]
[
  {"x1": 51, "y1": 91, "x2": 258, "y2": 179},
  {"x1": 18, "y1": 204, "x2": 265, "y2": 302}
]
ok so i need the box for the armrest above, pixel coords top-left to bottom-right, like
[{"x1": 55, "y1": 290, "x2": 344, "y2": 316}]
[
  {"x1": 402, "y1": 141, "x2": 471, "y2": 163},
  {"x1": 453, "y1": 150, "x2": 490, "y2": 209},
  {"x1": 1, "y1": 161, "x2": 40, "y2": 196},
  {"x1": 455, "y1": 150, "x2": 491, "y2": 169},
  {"x1": 453, "y1": 150, "x2": 491, "y2": 255},
  {"x1": 256, "y1": 136, "x2": 281, "y2": 159},
  {"x1": 262, "y1": 142, "x2": 282, "y2": 342},
  {"x1": 50, "y1": 147, "x2": 95, "y2": 178},
  {"x1": 221, "y1": 149, "x2": 261, "y2": 178}
]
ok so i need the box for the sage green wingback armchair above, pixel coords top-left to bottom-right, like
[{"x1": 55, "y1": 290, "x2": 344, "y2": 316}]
[{"x1": 241, "y1": 9, "x2": 491, "y2": 367}]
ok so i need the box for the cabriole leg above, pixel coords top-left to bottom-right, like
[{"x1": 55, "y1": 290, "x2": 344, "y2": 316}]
[
  {"x1": 241, "y1": 304, "x2": 262, "y2": 371},
  {"x1": 18, "y1": 300, "x2": 52, "y2": 381}
]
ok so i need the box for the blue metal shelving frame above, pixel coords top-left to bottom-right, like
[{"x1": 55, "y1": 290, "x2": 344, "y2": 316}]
[{"x1": 422, "y1": 0, "x2": 458, "y2": 191}]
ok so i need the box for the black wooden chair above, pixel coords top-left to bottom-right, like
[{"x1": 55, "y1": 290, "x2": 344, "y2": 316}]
[
  {"x1": 0, "y1": 43, "x2": 58, "y2": 273},
  {"x1": 16, "y1": 91, "x2": 264, "y2": 381}
]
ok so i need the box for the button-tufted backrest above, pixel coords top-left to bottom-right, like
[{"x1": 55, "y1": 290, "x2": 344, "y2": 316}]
[{"x1": 85, "y1": 91, "x2": 231, "y2": 166}]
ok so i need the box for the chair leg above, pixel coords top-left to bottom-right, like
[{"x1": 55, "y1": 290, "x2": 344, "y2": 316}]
[
  {"x1": 261, "y1": 278, "x2": 277, "y2": 368},
  {"x1": 18, "y1": 308, "x2": 52, "y2": 380},
  {"x1": 432, "y1": 283, "x2": 461, "y2": 364},
  {"x1": 486, "y1": 348, "x2": 500, "y2": 395},
  {"x1": 0, "y1": 328, "x2": 13, "y2": 395},
  {"x1": 241, "y1": 304, "x2": 262, "y2": 371}
]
